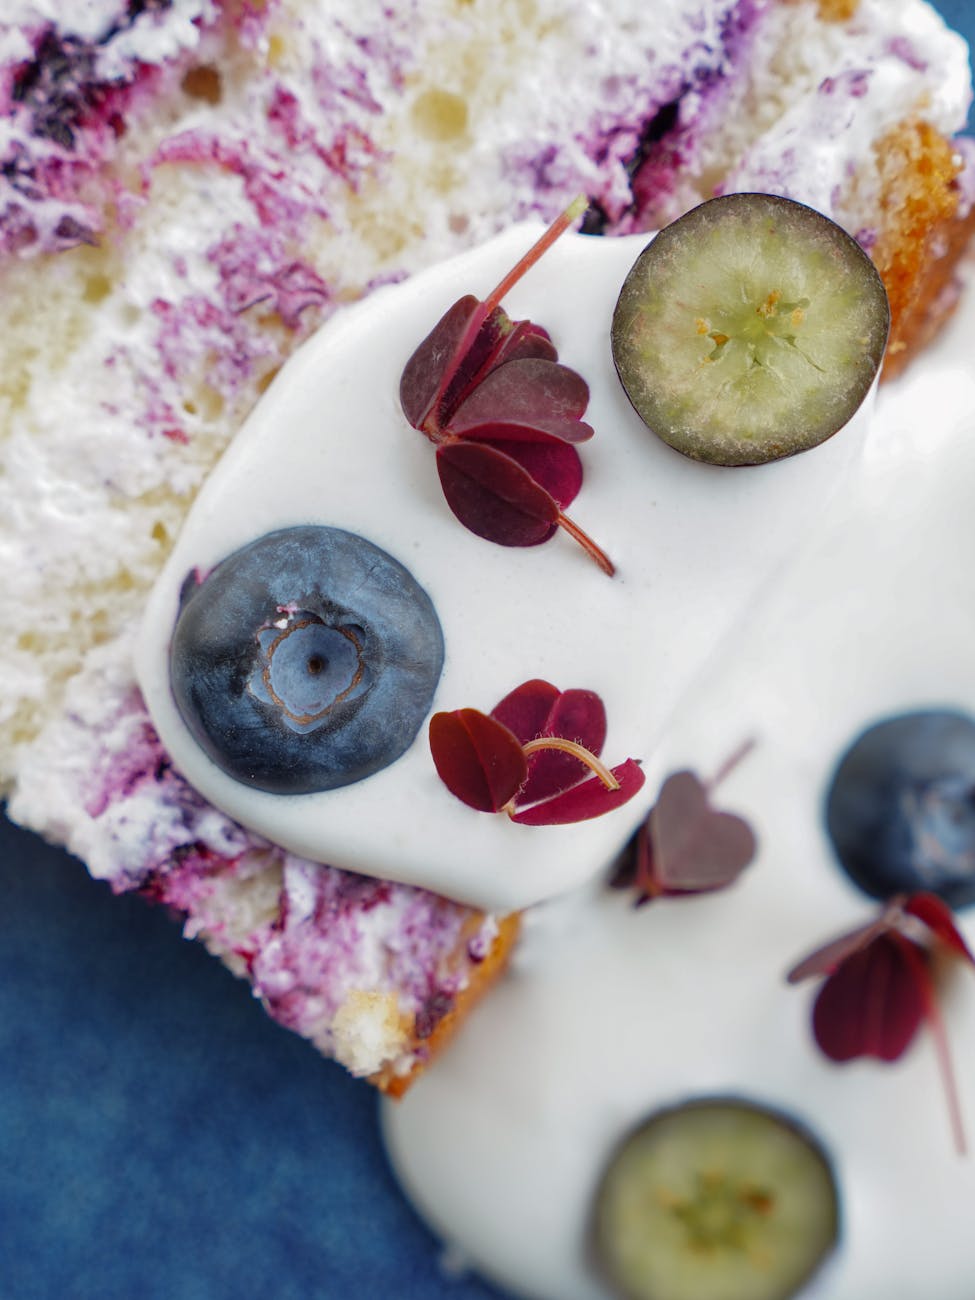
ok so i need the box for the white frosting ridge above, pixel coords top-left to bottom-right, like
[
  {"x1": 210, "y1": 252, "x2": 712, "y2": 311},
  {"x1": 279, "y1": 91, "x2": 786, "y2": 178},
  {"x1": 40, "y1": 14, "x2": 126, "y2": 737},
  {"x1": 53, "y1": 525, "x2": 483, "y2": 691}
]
[
  {"x1": 382, "y1": 266, "x2": 975, "y2": 1300},
  {"x1": 137, "y1": 225, "x2": 873, "y2": 913}
]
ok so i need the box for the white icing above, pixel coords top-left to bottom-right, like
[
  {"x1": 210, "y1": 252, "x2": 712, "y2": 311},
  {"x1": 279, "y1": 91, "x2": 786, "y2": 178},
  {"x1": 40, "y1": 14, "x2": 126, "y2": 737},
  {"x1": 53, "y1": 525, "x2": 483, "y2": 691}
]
[
  {"x1": 136, "y1": 226, "x2": 874, "y2": 913},
  {"x1": 382, "y1": 270, "x2": 975, "y2": 1300}
]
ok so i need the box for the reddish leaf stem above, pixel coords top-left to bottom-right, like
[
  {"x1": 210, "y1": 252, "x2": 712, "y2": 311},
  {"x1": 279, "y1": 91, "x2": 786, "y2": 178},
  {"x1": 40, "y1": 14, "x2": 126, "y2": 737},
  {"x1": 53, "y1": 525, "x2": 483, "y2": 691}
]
[
  {"x1": 557, "y1": 511, "x2": 616, "y2": 576},
  {"x1": 522, "y1": 736, "x2": 620, "y2": 790},
  {"x1": 928, "y1": 989, "x2": 967, "y2": 1157},
  {"x1": 913, "y1": 947, "x2": 968, "y2": 1156},
  {"x1": 424, "y1": 196, "x2": 588, "y2": 436},
  {"x1": 706, "y1": 736, "x2": 757, "y2": 795},
  {"x1": 481, "y1": 195, "x2": 589, "y2": 320}
]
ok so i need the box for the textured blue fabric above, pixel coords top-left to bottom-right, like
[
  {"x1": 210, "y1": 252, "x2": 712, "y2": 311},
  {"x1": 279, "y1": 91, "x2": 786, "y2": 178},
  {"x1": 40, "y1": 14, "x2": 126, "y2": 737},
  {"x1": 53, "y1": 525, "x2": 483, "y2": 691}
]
[
  {"x1": 2, "y1": 5, "x2": 973, "y2": 1295},
  {"x1": 0, "y1": 816, "x2": 503, "y2": 1300}
]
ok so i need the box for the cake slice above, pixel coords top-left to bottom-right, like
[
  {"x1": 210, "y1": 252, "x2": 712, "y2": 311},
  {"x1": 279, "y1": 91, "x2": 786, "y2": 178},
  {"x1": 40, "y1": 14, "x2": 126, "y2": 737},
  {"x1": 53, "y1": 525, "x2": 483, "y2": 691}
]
[{"x1": 2, "y1": 0, "x2": 973, "y2": 1087}]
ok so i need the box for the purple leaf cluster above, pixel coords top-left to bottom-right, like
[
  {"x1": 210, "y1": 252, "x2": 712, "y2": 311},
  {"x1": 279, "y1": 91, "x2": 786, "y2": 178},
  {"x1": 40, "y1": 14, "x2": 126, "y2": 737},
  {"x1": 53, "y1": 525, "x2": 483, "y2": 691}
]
[
  {"x1": 429, "y1": 678, "x2": 644, "y2": 827},
  {"x1": 399, "y1": 201, "x2": 614, "y2": 574},
  {"x1": 788, "y1": 891, "x2": 975, "y2": 1154}
]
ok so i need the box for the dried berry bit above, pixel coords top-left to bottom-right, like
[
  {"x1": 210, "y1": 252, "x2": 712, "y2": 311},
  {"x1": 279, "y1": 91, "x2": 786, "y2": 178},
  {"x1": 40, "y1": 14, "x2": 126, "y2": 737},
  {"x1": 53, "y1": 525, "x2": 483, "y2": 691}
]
[
  {"x1": 592, "y1": 1099, "x2": 839, "y2": 1300},
  {"x1": 825, "y1": 709, "x2": 975, "y2": 909},
  {"x1": 170, "y1": 526, "x2": 444, "y2": 794},
  {"x1": 612, "y1": 193, "x2": 889, "y2": 465}
]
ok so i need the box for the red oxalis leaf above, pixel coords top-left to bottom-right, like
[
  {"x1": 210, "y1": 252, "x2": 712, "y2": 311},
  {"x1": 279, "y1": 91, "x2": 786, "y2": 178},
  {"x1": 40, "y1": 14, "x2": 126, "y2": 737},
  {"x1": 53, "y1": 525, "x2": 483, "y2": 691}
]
[
  {"x1": 510, "y1": 758, "x2": 646, "y2": 826},
  {"x1": 790, "y1": 890, "x2": 975, "y2": 1153},
  {"x1": 489, "y1": 678, "x2": 561, "y2": 742},
  {"x1": 786, "y1": 916, "x2": 890, "y2": 985},
  {"x1": 436, "y1": 441, "x2": 560, "y2": 548},
  {"x1": 398, "y1": 198, "x2": 614, "y2": 574},
  {"x1": 636, "y1": 770, "x2": 757, "y2": 899},
  {"x1": 431, "y1": 679, "x2": 641, "y2": 827},
  {"x1": 400, "y1": 294, "x2": 478, "y2": 430},
  {"x1": 491, "y1": 680, "x2": 607, "y2": 806},
  {"x1": 903, "y1": 891, "x2": 975, "y2": 966},
  {"x1": 428, "y1": 709, "x2": 527, "y2": 813},
  {"x1": 449, "y1": 359, "x2": 592, "y2": 442},
  {"x1": 481, "y1": 437, "x2": 583, "y2": 510},
  {"x1": 435, "y1": 306, "x2": 547, "y2": 434},
  {"x1": 811, "y1": 930, "x2": 927, "y2": 1063}
]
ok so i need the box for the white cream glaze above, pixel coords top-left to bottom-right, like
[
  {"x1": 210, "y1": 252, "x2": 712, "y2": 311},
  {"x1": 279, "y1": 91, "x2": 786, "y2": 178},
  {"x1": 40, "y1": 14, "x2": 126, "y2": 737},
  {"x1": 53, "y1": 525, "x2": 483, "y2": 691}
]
[
  {"x1": 136, "y1": 225, "x2": 873, "y2": 913},
  {"x1": 381, "y1": 268, "x2": 975, "y2": 1300}
]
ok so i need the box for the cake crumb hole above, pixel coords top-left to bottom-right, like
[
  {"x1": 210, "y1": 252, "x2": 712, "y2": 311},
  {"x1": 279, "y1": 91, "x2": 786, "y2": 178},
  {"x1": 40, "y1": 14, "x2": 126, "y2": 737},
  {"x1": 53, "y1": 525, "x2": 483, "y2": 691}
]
[
  {"x1": 182, "y1": 64, "x2": 222, "y2": 105},
  {"x1": 83, "y1": 274, "x2": 113, "y2": 305},
  {"x1": 412, "y1": 89, "x2": 469, "y2": 142}
]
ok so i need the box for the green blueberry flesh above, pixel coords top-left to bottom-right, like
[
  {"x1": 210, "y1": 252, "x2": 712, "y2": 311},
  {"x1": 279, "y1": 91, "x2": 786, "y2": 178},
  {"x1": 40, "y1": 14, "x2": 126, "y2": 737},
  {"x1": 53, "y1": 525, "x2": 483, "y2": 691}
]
[
  {"x1": 611, "y1": 193, "x2": 890, "y2": 465},
  {"x1": 592, "y1": 1097, "x2": 839, "y2": 1300}
]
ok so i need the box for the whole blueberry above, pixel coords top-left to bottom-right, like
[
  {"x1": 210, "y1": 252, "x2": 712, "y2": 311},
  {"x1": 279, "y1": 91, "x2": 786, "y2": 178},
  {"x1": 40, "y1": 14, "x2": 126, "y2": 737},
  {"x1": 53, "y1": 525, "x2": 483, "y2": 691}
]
[
  {"x1": 170, "y1": 526, "x2": 444, "y2": 794},
  {"x1": 825, "y1": 709, "x2": 975, "y2": 909}
]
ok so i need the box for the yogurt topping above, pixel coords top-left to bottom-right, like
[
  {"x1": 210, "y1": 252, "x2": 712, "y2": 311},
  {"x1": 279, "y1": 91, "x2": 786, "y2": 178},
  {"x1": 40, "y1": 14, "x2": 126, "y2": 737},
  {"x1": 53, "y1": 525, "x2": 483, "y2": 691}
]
[
  {"x1": 382, "y1": 267, "x2": 975, "y2": 1300},
  {"x1": 136, "y1": 224, "x2": 873, "y2": 913}
]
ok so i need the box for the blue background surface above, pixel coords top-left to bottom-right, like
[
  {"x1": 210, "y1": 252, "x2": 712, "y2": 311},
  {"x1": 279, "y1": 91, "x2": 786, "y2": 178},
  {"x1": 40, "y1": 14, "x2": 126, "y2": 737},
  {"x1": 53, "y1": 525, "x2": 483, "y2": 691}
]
[{"x1": 2, "y1": 4, "x2": 973, "y2": 1296}]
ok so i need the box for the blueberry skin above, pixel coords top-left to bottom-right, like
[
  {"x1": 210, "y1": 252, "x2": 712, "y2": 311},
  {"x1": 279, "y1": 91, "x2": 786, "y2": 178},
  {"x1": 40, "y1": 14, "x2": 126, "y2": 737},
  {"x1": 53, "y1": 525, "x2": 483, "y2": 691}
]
[
  {"x1": 825, "y1": 709, "x2": 975, "y2": 909},
  {"x1": 170, "y1": 526, "x2": 444, "y2": 795}
]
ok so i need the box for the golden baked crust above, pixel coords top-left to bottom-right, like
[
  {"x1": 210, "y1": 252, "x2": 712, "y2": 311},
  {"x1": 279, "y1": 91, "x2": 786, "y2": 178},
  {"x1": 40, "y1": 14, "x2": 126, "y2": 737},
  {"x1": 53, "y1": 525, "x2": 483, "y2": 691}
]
[
  {"x1": 377, "y1": 912, "x2": 522, "y2": 1098},
  {"x1": 871, "y1": 120, "x2": 974, "y2": 378},
  {"x1": 780, "y1": 0, "x2": 860, "y2": 21},
  {"x1": 815, "y1": 0, "x2": 860, "y2": 22}
]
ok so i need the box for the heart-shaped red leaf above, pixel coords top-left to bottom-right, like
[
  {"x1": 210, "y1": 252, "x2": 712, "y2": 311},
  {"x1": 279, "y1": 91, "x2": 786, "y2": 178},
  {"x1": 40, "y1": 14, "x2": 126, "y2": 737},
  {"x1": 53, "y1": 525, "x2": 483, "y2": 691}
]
[
  {"x1": 510, "y1": 758, "x2": 645, "y2": 826},
  {"x1": 479, "y1": 438, "x2": 583, "y2": 510},
  {"x1": 493, "y1": 681, "x2": 606, "y2": 749},
  {"x1": 435, "y1": 303, "x2": 523, "y2": 428},
  {"x1": 439, "y1": 303, "x2": 560, "y2": 429},
  {"x1": 428, "y1": 709, "x2": 527, "y2": 813},
  {"x1": 402, "y1": 297, "x2": 523, "y2": 437},
  {"x1": 492, "y1": 683, "x2": 607, "y2": 806},
  {"x1": 786, "y1": 916, "x2": 890, "y2": 984},
  {"x1": 454, "y1": 413, "x2": 595, "y2": 448},
  {"x1": 449, "y1": 359, "x2": 591, "y2": 438},
  {"x1": 646, "y1": 770, "x2": 757, "y2": 894},
  {"x1": 400, "y1": 295, "x2": 479, "y2": 431},
  {"x1": 489, "y1": 679, "x2": 561, "y2": 742},
  {"x1": 904, "y1": 892, "x2": 975, "y2": 966},
  {"x1": 812, "y1": 930, "x2": 927, "y2": 1063},
  {"x1": 436, "y1": 441, "x2": 559, "y2": 548},
  {"x1": 398, "y1": 200, "x2": 612, "y2": 573},
  {"x1": 497, "y1": 320, "x2": 557, "y2": 365}
]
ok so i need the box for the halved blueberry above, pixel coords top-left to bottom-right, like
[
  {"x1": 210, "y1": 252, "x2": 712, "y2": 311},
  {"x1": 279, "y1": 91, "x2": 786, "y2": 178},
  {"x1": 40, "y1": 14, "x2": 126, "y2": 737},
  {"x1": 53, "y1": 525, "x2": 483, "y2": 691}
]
[
  {"x1": 825, "y1": 710, "x2": 975, "y2": 909},
  {"x1": 591, "y1": 1097, "x2": 839, "y2": 1300},
  {"x1": 170, "y1": 526, "x2": 444, "y2": 794}
]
